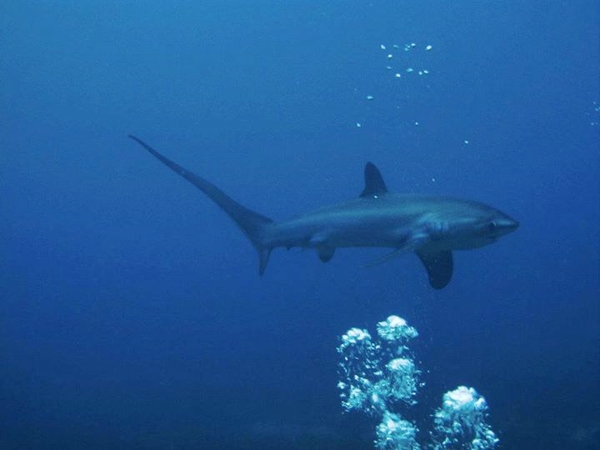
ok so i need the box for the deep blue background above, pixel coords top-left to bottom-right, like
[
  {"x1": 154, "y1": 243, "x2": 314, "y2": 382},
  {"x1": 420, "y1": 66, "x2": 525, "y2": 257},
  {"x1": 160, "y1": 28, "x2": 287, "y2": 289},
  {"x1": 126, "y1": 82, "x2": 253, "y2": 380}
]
[{"x1": 2, "y1": 1, "x2": 599, "y2": 449}]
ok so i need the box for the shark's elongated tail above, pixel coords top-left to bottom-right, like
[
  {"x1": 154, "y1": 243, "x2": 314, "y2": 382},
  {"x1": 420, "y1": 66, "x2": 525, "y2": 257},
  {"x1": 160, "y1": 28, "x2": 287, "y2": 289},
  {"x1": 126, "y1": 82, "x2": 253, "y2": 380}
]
[{"x1": 128, "y1": 135, "x2": 274, "y2": 275}]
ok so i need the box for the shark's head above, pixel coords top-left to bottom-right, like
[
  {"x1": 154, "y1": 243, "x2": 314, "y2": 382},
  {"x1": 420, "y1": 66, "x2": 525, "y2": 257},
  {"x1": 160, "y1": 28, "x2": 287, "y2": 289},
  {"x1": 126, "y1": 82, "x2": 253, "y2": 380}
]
[
  {"x1": 424, "y1": 200, "x2": 519, "y2": 251},
  {"x1": 360, "y1": 164, "x2": 519, "y2": 253},
  {"x1": 466, "y1": 209, "x2": 519, "y2": 246}
]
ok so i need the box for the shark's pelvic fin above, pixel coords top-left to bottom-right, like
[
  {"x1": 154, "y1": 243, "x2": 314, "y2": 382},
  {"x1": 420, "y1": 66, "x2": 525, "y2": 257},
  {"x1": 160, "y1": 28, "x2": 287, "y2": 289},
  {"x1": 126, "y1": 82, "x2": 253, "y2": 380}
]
[
  {"x1": 360, "y1": 162, "x2": 388, "y2": 198},
  {"x1": 362, "y1": 248, "x2": 407, "y2": 268},
  {"x1": 416, "y1": 249, "x2": 454, "y2": 289},
  {"x1": 128, "y1": 135, "x2": 274, "y2": 275},
  {"x1": 317, "y1": 246, "x2": 336, "y2": 263}
]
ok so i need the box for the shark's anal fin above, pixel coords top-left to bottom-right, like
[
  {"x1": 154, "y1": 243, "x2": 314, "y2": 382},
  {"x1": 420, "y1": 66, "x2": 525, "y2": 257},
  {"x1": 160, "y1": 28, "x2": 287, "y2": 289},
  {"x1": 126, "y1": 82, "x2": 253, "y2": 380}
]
[
  {"x1": 416, "y1": 249, "x2": 454, "y2": 289},
  {"x1": 360, "y1": 162, "x2": 388, "y2": 198}
]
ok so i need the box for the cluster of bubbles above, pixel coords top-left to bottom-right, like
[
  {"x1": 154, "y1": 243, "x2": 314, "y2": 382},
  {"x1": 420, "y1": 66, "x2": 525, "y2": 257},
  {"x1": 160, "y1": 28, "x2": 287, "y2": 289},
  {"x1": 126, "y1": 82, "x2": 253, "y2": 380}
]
[
  {"x1": 362, "y1": 42, "x2": 433, "y2": 105},
  {"x1": 337, "y1": 315, "x2": 499, "y2": 450},
  {"x1": 337, "y1": 316, "x2": 420, "y2": 416},
  {"x1": 356, "y1": 41, "x2": 436, "y2": 130},
  {"x1": 589, "y1": 101, "x2": 600, "y2": 127},
  {"x1": 380, "y1": 42, "x2": 432, "y2": 82}
]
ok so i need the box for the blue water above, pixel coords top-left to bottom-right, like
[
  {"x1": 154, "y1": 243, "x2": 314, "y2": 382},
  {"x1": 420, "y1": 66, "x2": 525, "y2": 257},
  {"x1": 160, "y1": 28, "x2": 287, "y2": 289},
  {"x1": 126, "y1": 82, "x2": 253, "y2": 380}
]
[{"x1": 2, "y1": 1, "x2": 599, "y2": 449}]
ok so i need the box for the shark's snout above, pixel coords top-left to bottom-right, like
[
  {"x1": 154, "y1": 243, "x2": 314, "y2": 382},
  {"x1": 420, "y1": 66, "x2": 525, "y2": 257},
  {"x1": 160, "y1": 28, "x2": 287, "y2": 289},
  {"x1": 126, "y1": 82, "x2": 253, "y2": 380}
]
[{"x1": 495, "y1": 217, "x2": 519, "y2": 236}]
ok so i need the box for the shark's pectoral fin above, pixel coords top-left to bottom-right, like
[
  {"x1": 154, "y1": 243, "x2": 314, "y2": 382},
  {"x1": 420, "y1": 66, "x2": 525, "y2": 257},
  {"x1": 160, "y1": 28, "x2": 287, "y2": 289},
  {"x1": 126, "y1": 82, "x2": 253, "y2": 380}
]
[
  {"x1": 317, "y1": 246, "x2": 335, "y2": 263},
  {"x1": 416, "y1": 249, "x2": 453, "y2": 289}
]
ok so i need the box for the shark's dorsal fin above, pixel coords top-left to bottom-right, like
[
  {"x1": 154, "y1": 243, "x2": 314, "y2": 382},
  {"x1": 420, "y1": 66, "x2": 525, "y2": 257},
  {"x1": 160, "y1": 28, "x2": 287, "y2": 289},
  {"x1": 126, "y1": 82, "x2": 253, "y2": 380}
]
[{"x1": 360, "y1": 162, "x2": 388, "y2": 198}]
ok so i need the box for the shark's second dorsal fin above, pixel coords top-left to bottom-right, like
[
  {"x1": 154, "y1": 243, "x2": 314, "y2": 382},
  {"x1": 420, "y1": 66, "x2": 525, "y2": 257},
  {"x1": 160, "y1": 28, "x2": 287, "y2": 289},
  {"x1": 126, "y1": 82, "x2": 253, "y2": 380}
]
[{"x1": 360, "y1": 162, "x2": 388, "y2": 198}]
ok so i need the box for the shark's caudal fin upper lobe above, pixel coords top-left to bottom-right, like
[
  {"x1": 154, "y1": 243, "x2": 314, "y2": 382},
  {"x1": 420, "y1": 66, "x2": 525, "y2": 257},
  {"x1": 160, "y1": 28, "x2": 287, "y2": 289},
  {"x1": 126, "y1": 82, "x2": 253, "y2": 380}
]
[{"x1": 128, "y1": 135, "x2": 273, "y2": 275}]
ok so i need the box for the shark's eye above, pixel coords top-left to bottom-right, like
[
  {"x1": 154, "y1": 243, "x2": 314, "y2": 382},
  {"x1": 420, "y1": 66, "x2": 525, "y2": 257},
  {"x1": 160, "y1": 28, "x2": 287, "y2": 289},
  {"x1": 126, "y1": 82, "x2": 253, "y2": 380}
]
[{"x1": 488, "y1": 221, "x2": 498, "y2": 232}]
